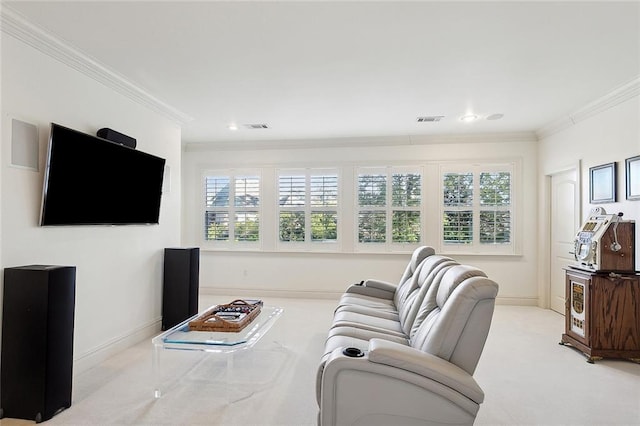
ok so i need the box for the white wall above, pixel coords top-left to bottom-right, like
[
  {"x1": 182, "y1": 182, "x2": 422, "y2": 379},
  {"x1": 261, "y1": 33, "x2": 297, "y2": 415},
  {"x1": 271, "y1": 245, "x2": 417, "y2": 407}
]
[
  {"x1": 538, "y1": 94, "x2": 640, "y2": 304},
  {"x1": 1, "y1": 34, "x2": 182, "y2": 372},
  {"x1": 0, "y1": 30, "x2": 3, "y2": 322},
  {"x1": 183, "y1": 136, "x2": 539, "y2": 305}
]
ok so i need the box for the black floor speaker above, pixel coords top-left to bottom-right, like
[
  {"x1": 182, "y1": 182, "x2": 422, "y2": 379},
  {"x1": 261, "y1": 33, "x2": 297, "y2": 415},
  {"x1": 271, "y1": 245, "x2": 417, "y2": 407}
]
[
  {"x1": 1, "y1": 265, "x2": 76, "y2": 423},
  {"x1": 162, "y1": 248, "x2": 200, "y2": 330}
]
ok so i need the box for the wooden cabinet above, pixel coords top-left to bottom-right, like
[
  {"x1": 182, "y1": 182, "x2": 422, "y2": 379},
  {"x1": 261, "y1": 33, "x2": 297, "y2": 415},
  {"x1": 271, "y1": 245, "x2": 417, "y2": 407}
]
[{"x1": 561, "y1": 268, "x2": 640, "y2": 363}]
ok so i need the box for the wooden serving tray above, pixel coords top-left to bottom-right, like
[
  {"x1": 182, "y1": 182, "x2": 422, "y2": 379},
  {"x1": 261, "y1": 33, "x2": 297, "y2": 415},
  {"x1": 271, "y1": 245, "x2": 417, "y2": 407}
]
[{"x1": 188, "y1": 299, "x2": 262, "y2": 332}]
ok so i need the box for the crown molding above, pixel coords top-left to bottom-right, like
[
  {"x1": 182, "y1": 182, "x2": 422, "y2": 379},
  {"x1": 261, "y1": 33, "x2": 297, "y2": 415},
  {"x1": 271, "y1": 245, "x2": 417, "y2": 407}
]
[
  {"x1": 1, "y1": 5, "x2": 193, "y2": 125},
  {"x1": 408, "y1": 131, "x2": 537, "y2": 145},
  {"x1": 536, "y1": 76, "x2": 640, "y2": 139},
  {"x1": 184, "y1": 131, "x2": 537, "y2": 152}
]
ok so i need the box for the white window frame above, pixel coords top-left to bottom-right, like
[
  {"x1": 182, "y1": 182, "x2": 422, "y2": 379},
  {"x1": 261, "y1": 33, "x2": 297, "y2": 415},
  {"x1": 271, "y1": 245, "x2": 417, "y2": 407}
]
[
  {"x1": 439, "y1": 162, "x2": 517, "y2": 255},
  {"x1": 355, "y1": 166, "x2": 423, "y2": 253},
  {"x1": 196, "y1": 161, "x2": 520, "y2": 256},
  {"x1": 276, "y1": 168, "x2": 340, "y2": 252},
  {"x1": 202, "y1": 169, "x2": 262, "y2": 249}
]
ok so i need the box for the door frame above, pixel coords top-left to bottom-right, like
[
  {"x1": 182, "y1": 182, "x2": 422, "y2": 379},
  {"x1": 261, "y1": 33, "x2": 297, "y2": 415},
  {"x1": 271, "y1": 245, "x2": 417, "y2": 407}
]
[{"x1": 539, "y1": 161, "x2": 581, "y2": 309}]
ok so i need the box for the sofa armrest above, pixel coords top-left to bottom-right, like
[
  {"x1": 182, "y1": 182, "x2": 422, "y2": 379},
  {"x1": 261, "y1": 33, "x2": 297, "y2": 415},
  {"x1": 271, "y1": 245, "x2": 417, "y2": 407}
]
[
  {"x1": 318, "y1": 344, "x2": 481, "y2": 425},
  {"x1": 343, "y1": 279, "x2": 396, "y2": 299},
  {"x1": 368, "y1": 338, "x2": 484, "y2": 404},
  {"x1": 363, "y1": 279, "x2": 397, "y2": 293}
]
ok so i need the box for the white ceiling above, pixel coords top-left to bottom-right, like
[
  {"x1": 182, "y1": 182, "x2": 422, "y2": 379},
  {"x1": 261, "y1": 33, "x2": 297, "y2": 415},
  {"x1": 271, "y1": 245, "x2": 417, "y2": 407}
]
[{"x1": 4, "y1": 1, "x2": 640, "y2": 144}]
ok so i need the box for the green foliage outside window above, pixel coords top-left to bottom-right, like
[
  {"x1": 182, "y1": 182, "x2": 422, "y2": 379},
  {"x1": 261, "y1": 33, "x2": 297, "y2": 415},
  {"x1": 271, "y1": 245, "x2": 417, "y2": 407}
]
[
  {"x1": 480, "y1": 172, "x2": 511, "y2": 244},
  {"x1": 358, "y1": 172, "x2": 422, "y2": 244},
  {"x1": 205, "y1": 175, "x2": 260, "y2": 243},
  {"x1": 442, "y1": 171, "x2": 511, "y2": 245},
  {"x1": 279, "y1": 173, "x2": 338, "y2": 244},
  {"x1": 443, "y1": 210, "x2": 473, "y2": 244},
  {"x1": 480, "y1": 211, "x2": 510, "y2": 243},
  {"x1": 280, "y1": 211, "x2": 305, "y2": 242},
  {"x1": 443, "y1": 173, "x2": 473, "y2": 206},
  {"x1": 311, "y1": 212, "x2": 337, "y2": 241},
  {"x1": 205, "y1": 212, "x2": 229, "y2": 241},
  {"x1": 235, "y1": 213, "x2": 259, "y2": 242},
  {"x1": 392, "y1": 174, "x2": 421, "y2": 207},
  {"x1": 392, "y1": 211, "x2": 420, "y2": 242},
  {"x1": 480, "y1": 172, "x2": 510, "y2": 206},
  {"x1": 358, "y1": 174, "x2": 386, "y2": 206},
  {"x1": 358, "y1": 211, "x2": 386, "y2": 243},
  {"x1": 204, "y1": 166, "x2": 513, "y2": 250}
]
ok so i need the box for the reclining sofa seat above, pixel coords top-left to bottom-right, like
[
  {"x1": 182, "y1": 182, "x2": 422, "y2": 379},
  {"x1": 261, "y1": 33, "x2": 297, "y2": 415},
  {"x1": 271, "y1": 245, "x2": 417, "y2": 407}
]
[
  {"x1": 321, "y1": 263, "x2": 480, "y2": 363},
  {"x1": 336, "y1": 245, "x2": 435, "y2": 312},
  {"x1": 330, "y1": 255, "x2": 459, "y2": 339},
  {"x1": 317, "y1": 264, "x2": 499, "y2": 426}
]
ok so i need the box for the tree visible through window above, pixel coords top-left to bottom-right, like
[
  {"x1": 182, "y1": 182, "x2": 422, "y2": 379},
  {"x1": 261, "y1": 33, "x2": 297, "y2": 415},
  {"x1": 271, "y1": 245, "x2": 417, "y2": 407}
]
[
  {"x1": 205, "y1": 175, "x2": 260, "y2": 242},
  {"x1": 443, "y1": 173, "x2": 473, "y2": 243},
  {"x1": 358, "y1": 169, "x2": 422, "y2": 244},
  {"x1": 479, "y1": 172, "x2": 511, "y2": 244},
  {"x1": 278, "y1": 171, "x2": 338, "y2": 243},
  {"x1": 442, "y1": 169, "x2": 511, "y2": 246},
  {"x1": 201, "y1": 163, "x2": 515, "y2": 254}
]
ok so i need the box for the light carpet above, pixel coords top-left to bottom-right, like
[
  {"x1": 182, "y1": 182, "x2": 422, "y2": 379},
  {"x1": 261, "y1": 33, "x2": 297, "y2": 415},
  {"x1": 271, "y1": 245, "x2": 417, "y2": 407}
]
[{"x1": 2, "y1": 296, "x2": 639, "y2": 425}]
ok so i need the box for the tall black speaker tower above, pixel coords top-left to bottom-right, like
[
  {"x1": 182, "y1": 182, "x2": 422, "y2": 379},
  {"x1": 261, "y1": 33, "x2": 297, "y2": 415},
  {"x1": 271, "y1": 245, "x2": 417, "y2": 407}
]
[
  {"x1": 162, "y1": 248, "x2": 199, "y2": 330},
  {"x1": 1, "y1": 265, "x2": 76, "y2": 423}
]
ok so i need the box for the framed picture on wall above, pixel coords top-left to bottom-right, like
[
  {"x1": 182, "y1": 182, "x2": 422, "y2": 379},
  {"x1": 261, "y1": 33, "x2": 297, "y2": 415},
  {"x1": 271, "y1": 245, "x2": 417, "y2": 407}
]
[
  {"x1": 626, "y1": 155, "x2": 640, "y2": 201},
  {"x1": 589, "y1": 162, "x2": 616, "y2": 204}
]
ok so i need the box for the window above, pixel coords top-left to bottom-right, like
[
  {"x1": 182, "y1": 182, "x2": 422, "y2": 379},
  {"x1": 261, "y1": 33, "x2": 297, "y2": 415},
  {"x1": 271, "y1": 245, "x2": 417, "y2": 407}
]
[
  {"x1": 357, "y1": 168, "x2": 422, "y2": 247},
  {"x1": 204, "y1": 173, "x2": 260, "y2": 244},
  {"x1": 479, "y1": 172, "x2": 511, "y2": 244},
  {"x1": 443, "y1": 173, "x2": 473, "y2": 243},
  {"x1": 442, "y1": 165, "x2": 513, "y2": 252},
  {"x1": 199, "y1": 161, "x2": 517, "y2": 255},
  {"x1": 278, "y1": 170, "x2": 338, "y2": 246}
]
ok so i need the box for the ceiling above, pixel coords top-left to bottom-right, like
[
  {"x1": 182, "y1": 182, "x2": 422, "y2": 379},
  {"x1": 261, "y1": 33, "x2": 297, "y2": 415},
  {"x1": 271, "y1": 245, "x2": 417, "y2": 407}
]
[{"x1": 4, "y1": 1, "x2": 640, "y2": 144}]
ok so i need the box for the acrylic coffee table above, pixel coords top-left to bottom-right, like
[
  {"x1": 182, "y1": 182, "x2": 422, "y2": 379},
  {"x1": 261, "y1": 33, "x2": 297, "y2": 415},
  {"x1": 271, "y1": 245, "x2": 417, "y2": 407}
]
[{"x1": 151, "y1": 305, "x2": 284, "y2": 399}]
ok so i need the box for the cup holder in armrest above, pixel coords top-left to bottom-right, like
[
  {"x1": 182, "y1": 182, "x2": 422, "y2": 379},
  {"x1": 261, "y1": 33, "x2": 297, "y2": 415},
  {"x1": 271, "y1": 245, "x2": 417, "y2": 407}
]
[{"x1": 343, "y1": 347, "x2": 364, "y2": 358}]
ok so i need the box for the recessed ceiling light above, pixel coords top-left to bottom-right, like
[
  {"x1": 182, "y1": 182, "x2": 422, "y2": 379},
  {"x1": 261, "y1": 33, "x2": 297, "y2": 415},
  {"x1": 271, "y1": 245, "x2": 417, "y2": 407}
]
[
  {"x1": 486, "y1": 113, "x2": 504, "y2": 121},
  {"x1": 417, "y1": 116, "x2": 445, "y2": 122},
  {"x1": 228, "y1": 123, "x2": 238, "y2": 131},
  {"x1": 243, "y1": 123, "x2": 269, "y2": 129},
  {"x1": 460, "y1": 114, "x2": 478, "y2": 122}
]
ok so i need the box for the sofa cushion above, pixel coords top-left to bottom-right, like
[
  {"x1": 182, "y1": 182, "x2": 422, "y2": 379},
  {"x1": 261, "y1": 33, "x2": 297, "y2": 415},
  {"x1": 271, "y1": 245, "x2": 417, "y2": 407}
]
[
  {"x1": 435, "y1": 265, "x2": 487, "y2": 307},
  {"x1": 411, "y1": 274, "x2": 498, "y2": 374},
  {"x1": 392, "y1": 245, "x2": 435, "y2": 308},
  {"x1": 408, "y1": 260, "x2": 460, "y2": 338},
  {"x1": 331, "y1": 310, "x2": 404, "y2": 336},
  {"x1": 336, "y1": 246, "x2": 434, "y2": 312},
  {"x1": 335, "y1": 255, "x2": 456, "y2": 327}
]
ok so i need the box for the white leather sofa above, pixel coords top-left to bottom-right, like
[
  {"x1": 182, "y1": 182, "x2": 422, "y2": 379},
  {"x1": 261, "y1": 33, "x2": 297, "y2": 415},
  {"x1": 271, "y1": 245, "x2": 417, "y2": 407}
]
[
  {"x1": 317, "y1": 248, "x2": 498, "y2": 425},
  {"x1": 335, "y1": 245, "x2": 435, "y2": 311}
]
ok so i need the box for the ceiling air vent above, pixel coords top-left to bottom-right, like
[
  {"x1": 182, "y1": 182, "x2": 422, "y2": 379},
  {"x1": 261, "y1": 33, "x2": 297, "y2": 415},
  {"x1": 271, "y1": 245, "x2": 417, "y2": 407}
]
[
  {"x1": 243, "y1": 123, "x2": 269, "y2": 129},
  {"x1": 416, "y1": 116, "x2": 444, "y2": 123}
]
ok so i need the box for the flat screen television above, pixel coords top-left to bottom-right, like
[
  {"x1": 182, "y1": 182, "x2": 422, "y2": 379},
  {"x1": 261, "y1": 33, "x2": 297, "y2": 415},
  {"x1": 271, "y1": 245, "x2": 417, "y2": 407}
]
[{"x1": 40, "y1": 123, "x2": 166, "y2": 226}]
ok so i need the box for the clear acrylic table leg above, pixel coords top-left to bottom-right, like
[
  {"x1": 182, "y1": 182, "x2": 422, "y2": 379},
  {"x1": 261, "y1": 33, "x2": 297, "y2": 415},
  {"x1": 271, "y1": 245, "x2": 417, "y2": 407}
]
[{"x1": 153, "y1": 342, "x2": 162, "y2": 398}]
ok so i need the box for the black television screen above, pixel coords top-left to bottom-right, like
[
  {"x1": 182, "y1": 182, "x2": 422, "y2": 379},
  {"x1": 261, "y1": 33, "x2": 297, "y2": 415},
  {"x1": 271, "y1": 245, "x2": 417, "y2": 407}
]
[{"x1": 40, "y1": 123, "x2": 166, "y2": 226}]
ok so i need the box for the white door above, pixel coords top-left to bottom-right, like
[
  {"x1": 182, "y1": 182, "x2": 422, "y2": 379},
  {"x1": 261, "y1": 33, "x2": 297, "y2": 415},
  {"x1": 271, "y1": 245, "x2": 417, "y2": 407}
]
[{"x1": 550, "y1": 168, "x2": 580, "y2": 314}]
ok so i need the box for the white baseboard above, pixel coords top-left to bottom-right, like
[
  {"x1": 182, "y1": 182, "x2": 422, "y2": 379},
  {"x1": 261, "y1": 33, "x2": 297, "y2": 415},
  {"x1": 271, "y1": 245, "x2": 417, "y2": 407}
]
[
  {"x1": 200, "y1": 287, "x2": 539, "y2": 306},
  {"x1": 495, "y1": 297, "x2": 539, "y2": 306},
  {"x1": 73, "y1": 318, "x2": 162, "y2": 375}
]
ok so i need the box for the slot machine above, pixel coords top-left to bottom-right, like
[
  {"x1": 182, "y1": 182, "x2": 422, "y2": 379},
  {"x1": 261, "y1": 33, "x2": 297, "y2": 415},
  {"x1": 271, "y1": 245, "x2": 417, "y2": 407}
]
[{"x1": 572, "y1": 207, "x2": 635, "y2": 273}]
